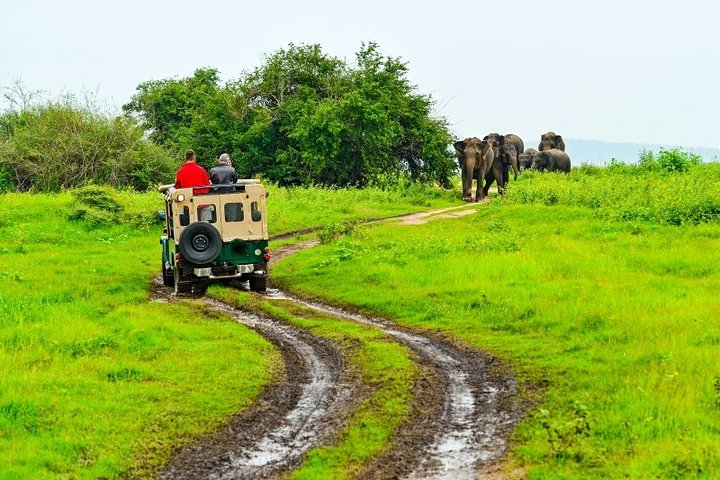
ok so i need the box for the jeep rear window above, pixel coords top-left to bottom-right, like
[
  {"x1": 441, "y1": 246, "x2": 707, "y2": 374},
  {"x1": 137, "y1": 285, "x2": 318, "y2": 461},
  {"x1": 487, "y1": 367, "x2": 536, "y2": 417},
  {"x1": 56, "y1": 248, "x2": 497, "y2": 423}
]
[
  {"x1": 198, "y1": 204, "x2": 217, "y2": 223},
  {"x1": 179, "y1": 206, "x2": 190, "y2": 226},
  {"x1": 251, "y1": 202, "x2": 262, "y2": 222},
  {"x1": 225, "y1": 202, "x2": 244, "y2": 222}
]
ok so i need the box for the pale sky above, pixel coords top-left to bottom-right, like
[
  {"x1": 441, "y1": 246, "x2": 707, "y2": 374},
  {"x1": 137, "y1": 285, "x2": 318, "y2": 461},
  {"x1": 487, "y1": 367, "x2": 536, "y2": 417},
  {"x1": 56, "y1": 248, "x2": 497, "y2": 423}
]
[{"x1": 2, "y1": 0, "x2": 719, "y2": 148}]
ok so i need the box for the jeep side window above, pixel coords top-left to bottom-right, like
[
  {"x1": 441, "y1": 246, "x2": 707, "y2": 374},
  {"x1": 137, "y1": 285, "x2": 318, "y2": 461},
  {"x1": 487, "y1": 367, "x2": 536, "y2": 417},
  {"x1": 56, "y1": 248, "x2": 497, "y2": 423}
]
[
  {"x1": 198, "y1": 204, "x2": 217, "y2": 223},
  {"x1": 251, "y1": 201, "x2": 262, "y2": 222},
  {"x1": 225, "y1": 202, "x2": 244, "y2": 222},
  {"x1": 179, "y1": 206, "x2": 190, "y2": 226}
]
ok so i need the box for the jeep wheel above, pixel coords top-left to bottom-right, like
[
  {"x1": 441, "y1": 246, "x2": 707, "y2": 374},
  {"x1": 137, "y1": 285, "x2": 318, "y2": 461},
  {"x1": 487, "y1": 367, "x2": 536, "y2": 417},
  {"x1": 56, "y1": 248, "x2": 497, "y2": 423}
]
[
  {"x1": 174, "y1": 268, "x2": 192, "y2": 295},
  {"x1": 249, "y1": 275, "x2": 267, "y2": 292},
  {"x1": 178, "y1": 223, "x2": 222, "y2": 264},
  {"x1": 162, "y1": 262, "x2": 174, "y2": 287},
  {"x1": 192, "y1": 278, "x2": 209, "y2": 296}
]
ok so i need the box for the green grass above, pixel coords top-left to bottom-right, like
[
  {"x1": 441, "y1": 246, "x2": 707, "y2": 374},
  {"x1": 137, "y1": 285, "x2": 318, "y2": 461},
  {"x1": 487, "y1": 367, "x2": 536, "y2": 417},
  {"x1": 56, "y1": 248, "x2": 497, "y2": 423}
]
[
  {"x1": 265, "y1": 182, "x2": 459, "y2": 234},
  {"x1": 0, "y1": 183, "x2": 454, "y2": 478},
  {"x1": 0, "y1": 193, "x2": 279, "y2": 479},
  {"x1": 207, "y1": 287, "x2": 417, "y2": 479},
  {"x1": 271, "y1": 170, "x2": 720, "y2": 478}
]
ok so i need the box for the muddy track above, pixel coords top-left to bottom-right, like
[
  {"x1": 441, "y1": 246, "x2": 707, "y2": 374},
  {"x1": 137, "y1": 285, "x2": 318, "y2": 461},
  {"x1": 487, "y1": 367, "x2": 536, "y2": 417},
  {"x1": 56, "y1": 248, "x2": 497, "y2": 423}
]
[
  {"x1": 265, "y1": 288, "x2": 522, "y2": 479},
  {"x1": 154, "y1": 203, "x2": 524, "y2": 479},
  {"x1": 153, "y1": 289, "x2": 358, "y2": 480}
]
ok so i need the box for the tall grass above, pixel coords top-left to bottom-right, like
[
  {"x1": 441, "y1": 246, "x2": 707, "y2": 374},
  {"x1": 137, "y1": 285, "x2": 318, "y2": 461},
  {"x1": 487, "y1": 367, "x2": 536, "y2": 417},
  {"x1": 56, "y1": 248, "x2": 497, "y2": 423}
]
[
  {"x1": 271, "y1": 166, "x2": 720, "y2": 478},
  {"x1": 0, "y1": 192, "x2": 279, "y2": 479},
  {"x1": 506, "y1": 162, "x2": 720, "y2": 225}
]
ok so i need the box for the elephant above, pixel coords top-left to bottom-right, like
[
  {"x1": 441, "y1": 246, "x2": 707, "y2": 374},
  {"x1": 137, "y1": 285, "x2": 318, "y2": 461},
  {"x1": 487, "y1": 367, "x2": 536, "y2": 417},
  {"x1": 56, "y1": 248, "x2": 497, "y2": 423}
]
[
  {"x1": 483, "y1": 143, "x2": 518, "y2": 196},
  {"x1": 453, "y1": 137, "x2": 495, "y2": 202},
  {"x1": 530, "y1": 148, "x2": 571, "y2": 173},
  {"x1": 538, "y1": 131, "x2": 566, "y2": 151},
  {"x1": 503, "y1": 133, "x2": 524, "y2": 156},
  {"x1": 484, "y1": 132, "x2": 523, "y2": 162},
  {"x1": 518, "y1": 148, "x2": 538, "y2": 170}
]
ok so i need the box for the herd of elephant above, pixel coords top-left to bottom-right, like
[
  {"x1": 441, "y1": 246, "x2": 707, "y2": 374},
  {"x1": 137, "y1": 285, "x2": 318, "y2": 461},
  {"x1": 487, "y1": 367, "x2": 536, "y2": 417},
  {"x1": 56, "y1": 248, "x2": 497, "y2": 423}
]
[{"x1": 453, "y1": 131, "x2": 571, "y2": 202}]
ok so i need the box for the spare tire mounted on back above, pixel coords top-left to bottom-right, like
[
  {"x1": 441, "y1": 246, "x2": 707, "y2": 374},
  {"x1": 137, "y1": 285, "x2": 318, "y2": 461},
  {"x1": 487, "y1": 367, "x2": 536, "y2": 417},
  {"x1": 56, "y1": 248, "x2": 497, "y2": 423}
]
[{"x1": 178, "y1": 222, "x2": 222, "y2": 264}]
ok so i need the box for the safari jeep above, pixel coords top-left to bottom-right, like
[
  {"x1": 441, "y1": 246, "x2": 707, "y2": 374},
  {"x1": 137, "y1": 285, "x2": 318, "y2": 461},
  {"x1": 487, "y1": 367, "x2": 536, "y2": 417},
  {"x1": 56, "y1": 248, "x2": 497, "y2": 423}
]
[{"x1": 158, "y1": 180, "x2": 270, "y2": 295}]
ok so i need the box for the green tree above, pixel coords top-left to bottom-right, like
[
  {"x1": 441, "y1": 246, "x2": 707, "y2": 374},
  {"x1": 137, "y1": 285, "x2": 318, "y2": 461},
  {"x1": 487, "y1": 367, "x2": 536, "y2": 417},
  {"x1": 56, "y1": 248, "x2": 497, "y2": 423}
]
[
  {"x1": 124, "y1": 43, "x2": 456, "y2": 187},
  {"x1": 122, "y1": 68, "x2": 238, "y2": 169}
]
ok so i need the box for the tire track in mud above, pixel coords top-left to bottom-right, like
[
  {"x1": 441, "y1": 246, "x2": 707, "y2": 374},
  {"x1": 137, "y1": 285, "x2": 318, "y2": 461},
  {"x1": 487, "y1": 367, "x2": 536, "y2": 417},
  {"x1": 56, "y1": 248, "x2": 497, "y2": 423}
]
[
  {"x1": 153, "y1": 286, "x2": 358, "y2": 480},
  {"x1": 265, "y1": 288, "x2": 521, "y2": 479}
]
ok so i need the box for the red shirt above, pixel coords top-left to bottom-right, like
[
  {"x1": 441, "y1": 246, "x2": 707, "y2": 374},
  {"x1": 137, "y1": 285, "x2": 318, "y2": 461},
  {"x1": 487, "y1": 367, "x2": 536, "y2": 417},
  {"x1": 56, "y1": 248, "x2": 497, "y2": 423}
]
[{"x1": 175, "y1": 161, "x2": 210, "y2": 194}]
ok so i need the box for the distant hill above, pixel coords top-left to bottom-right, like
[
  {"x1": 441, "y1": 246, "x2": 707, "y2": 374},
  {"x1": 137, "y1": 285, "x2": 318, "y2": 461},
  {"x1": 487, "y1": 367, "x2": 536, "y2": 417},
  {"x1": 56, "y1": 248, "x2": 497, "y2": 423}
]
[{"x1": 563, "y1": 139, "x2": 720, "y2": 166}]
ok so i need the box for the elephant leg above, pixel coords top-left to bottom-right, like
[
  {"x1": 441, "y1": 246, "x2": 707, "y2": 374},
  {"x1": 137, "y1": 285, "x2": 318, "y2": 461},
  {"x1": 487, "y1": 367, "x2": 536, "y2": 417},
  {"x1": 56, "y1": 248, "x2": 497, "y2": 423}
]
[
  {"x1": 482, "y1": 169, "x2": 494, "y2": 197},
  {"x1": 461, "y1": 167, "x2": 472, "y2": 201},
  {"x1": 475, "y1": 172, "x2": 484, "y2": 202},
  {"x1": 492, "y1": 162, "x2": 506, "y2": 195}
]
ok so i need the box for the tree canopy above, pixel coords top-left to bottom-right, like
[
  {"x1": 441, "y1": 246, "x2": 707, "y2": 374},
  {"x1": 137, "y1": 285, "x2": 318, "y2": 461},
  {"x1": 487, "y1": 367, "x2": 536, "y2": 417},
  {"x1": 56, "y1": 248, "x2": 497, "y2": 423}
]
[{"x1": 123, "y1": 43, "x2": 456, "y2": 187}]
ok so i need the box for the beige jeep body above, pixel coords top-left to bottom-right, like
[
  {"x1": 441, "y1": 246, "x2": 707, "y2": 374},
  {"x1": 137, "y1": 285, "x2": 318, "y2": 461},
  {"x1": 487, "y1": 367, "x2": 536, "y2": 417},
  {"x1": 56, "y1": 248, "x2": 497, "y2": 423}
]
[{"x1": 158, "y1": 179, "x2": 270, "y2": 294}]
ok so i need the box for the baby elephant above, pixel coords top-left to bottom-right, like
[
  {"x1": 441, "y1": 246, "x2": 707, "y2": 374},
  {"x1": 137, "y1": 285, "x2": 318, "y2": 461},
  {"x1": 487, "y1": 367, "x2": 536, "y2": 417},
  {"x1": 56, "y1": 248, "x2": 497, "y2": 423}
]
[{"x1": 531, "y1": 149, "x2": 571, "y2": 173}]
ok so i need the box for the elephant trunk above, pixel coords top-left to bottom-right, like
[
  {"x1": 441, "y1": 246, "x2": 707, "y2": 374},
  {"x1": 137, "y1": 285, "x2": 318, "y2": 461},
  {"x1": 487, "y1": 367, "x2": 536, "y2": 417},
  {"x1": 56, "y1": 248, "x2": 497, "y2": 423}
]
[
  {"x1": 511, "y1": 156, "x2": 519, "y2": 180},
  {"x1": 462, "y1": 155, "x2": 475, "y2": 199}
]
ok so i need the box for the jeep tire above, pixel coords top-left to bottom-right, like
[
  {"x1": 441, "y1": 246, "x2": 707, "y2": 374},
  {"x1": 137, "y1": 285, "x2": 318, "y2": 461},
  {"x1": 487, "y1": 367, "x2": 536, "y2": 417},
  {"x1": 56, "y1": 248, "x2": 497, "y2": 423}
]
[
  {"x1": 178, "y1": 223, "x2": 222, "y2": 264},
  {"x1": 162, "y1": 261, "x2": 174, "y2": 287},
  {"x1": 174, "y1": 268, "x2": 192, "y2": 295},
  {"x1": 249, "y1": 275, "x2": 267, "y2": 292}
]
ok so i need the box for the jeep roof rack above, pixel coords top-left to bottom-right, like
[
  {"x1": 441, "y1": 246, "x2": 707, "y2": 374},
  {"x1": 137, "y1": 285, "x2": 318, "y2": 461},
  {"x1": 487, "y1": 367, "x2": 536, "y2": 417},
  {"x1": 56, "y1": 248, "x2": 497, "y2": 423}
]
[{"x1": 157, "y1": 179, "x2": 262, "y2": 194}]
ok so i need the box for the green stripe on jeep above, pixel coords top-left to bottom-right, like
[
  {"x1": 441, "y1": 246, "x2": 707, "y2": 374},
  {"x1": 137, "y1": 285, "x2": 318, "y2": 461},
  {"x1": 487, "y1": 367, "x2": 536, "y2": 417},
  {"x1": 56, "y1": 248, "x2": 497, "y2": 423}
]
[{"x1": 217, "y1": 239, "x2": 268, "y2": 265}]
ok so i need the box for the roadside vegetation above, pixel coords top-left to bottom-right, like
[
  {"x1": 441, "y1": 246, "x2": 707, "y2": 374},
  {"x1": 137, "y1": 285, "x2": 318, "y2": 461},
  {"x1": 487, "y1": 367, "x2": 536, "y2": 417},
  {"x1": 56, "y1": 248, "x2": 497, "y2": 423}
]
[
  {"x1": 0, "y1": 96, "x2": 174, "y2": 193},
  {"x1": 0, "y1": 182, "x2": 456, "y2": 479},
  {"x1": 271, "y1": 160, "x2": 720, "y2": 478},
  {"x1": 0, "y1": 192, "x2": 278, "y2": 479}
]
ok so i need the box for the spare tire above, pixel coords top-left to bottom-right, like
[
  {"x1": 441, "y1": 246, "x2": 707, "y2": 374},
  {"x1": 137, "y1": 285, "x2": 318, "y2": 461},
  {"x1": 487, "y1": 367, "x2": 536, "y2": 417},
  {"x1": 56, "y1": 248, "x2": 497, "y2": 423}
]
[{"x1": 178, "y1": 222, "x2": 222, "y2": 264}]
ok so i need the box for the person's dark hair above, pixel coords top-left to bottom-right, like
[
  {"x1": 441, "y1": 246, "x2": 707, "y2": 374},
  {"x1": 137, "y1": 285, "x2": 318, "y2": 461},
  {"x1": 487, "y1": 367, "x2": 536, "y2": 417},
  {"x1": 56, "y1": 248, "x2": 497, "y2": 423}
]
[{"x1": 185, "y1": 149, "x2": 195, "y2": 161}]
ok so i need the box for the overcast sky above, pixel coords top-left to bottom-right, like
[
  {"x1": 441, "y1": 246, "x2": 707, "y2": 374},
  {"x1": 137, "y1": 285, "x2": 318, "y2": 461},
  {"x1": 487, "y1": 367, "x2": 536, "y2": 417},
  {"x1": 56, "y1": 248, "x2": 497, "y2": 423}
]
[{"x1": 2, "y1": 0, "x2": 719, "y2": 148}]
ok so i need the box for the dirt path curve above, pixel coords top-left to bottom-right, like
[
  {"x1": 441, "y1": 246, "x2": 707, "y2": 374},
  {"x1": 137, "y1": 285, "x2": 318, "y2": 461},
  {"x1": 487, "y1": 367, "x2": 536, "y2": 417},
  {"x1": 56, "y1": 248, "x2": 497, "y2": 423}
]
[
  {"x1": 154, "y1": 202, "x2": 523, "y2": 479},
  {"x1": 153, "y1": 290, "x2": 356, "y2": 480},
  {"x1": 265, "y1": 289, "x2": 522, "y2": 479}
]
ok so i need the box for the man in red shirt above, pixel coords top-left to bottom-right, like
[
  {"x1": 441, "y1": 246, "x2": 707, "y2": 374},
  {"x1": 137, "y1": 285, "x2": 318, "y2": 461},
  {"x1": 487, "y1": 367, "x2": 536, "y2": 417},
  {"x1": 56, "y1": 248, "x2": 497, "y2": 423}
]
[{"x1": 175, "y1": 150, "x2": 210, "y2": 194}]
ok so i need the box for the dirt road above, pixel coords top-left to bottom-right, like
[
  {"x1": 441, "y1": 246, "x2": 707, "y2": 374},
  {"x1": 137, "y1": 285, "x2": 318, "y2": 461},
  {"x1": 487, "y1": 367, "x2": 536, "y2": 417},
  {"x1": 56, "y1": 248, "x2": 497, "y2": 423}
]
[{"x1": 154, "y1": 203, "x2": 524, "y2": 479}]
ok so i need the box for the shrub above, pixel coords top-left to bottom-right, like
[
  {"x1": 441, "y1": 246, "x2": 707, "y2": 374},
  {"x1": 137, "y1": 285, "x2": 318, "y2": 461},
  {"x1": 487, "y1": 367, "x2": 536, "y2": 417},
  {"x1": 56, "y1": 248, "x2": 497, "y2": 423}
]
[
  {"x1": 507, "y1": 153, "x2": 720, "y2": 225},
  {"x1": 68, "y1": 185, "x2": 162, "y2": 228},
  {"x1": 0, "y1": 100, "x2": 175, "y2": 192},
  {"x1": 639, "y1": 148, "x2": 702, "y2": 174}
]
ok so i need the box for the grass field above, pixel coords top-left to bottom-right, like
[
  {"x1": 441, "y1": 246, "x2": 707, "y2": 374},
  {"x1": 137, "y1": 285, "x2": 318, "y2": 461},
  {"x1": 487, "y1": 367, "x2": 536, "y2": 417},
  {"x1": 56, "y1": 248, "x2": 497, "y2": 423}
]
[
  {"x1": 0, "y1": 184, "x2": 456, "y2": 479},
  {"x1": 272, "y1": 164, "x2": 720, "y2": 478},
  {"x1": 3, "y1": 162, "x2": 719, "y2": 478}
]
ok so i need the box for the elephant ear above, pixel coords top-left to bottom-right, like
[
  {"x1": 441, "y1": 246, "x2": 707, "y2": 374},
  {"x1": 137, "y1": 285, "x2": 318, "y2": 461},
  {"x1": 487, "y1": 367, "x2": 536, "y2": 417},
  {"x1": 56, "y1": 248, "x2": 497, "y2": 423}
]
[
  {"x1": 453, "y1": 140, "x2": 466, "y2": 156},
  {"x1": 555, "y1": 135, "x2": 563, "y2": 143}
]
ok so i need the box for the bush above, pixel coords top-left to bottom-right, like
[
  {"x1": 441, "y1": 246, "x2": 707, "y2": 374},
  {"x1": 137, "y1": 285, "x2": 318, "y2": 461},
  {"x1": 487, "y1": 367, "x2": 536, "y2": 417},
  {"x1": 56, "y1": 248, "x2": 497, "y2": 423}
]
[
  {"x1": 507, "y1": 153, "x2": 720, "y2": 226},
  {"x1": 0, "y1": 100, "x2": 175, "y2": 192},
  {"x1": 639, "y1": 148, "x2": 702, "y2": 174},
  {"x1": 68, "y1": 185, "x2": 163, "y2": 228}
]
